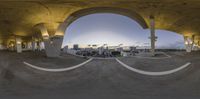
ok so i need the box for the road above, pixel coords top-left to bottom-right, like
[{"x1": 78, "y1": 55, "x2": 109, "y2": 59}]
[{"x1": 0, "y1": 51, "x2": 200, "y2": 99}]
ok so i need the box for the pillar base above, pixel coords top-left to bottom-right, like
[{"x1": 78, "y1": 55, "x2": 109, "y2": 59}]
[
  {"x1": 184, "y1": 36, "x2": 194, "y2": 53},
  {"x1": 185, "y1": 44, "x2": 193, "y2": 52},
  {"x1": 44, "y1": 36, "x2": 63, "y2": 57},
  {"x1": 16, "y1": 37, "x2": 22, "y2": 53}
]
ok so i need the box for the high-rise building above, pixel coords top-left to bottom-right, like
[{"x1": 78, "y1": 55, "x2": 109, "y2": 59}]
[{"x1": 73, "y1": 44, "x2": 79, "y2": 50}]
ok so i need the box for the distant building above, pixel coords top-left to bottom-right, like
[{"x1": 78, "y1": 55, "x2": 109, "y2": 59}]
[
  {"x1": 73, "y1": 44, "x2": 79, "y2": 50},
  {"x1": 98, "y1": 47, "x2": 104, "y2": 55},
  {"x1": 130, "y1": 47, "x2": 136, "y2": 51},
  {"x1": 116, "y1": 47, "x2": 123, "y2": 52},
  {"x1": 67, "y1": 49, "x2": 78, "y2": 55},
  {"x1": 63, "y1": 46, "x2": 68, "y2": 53}
]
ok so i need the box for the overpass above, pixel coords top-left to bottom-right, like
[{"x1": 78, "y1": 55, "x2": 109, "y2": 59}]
[{"x1": 0, "y1": 0, "x2": 200, "y2": 57}]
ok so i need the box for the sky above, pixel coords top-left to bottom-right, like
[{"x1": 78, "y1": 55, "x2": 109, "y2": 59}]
[{"x1": 62, "y1": 13, "x2": 185, "y2": 49}]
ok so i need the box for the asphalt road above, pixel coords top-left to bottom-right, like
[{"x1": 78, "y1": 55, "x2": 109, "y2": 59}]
[{"x1": 0, "y1": 51, "x2": 200, "y2": 99}]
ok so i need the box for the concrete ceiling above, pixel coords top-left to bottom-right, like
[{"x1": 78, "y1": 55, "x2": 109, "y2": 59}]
[{"x1": 0, "y1": 0, "x2": 200, "y2": 43}]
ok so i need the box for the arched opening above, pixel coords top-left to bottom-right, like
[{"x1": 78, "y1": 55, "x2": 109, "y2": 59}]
[
  {"x1": 55, "y1": 7, "x2": 148, "y2": 36},
  {"x1": 155, "y1": 29, "x2": 185, "y2": 50},
  {"x1": 62, "y1": 13, "x2": 185, "y2": 57}
]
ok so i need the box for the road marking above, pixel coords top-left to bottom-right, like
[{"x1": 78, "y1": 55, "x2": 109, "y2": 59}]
[
  {"x1": 115, "y1": 58, "x2": 191, "y2": 76},
  {"x1": 133, "y1": 56, "x2": 170, "y2": 59},
  {"x1": 159, "y1": 52, "x2": 172, "y2": 57},
  {"x1": 133, "y1": 52, "x2": 172, "y2": 59},
  {"x1": 92, "y1": 57, "x2": 115, "y2": 60},
  {"x1": 23, "y1": 58, "x2": 93, "y2": 72}
]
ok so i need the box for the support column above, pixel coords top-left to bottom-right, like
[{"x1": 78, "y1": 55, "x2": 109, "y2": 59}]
[
  {"x1": 27, "y1": 42, "x2": 32, "y2": 50},
  {"x1": 15, "y1": 37, "x2": 22, "y2": 53},
  {"x1": 184, "y1": 35, "x2": 194, "y2": 52},
  {"x1": 39, "y1": 41, "x2": 45, "y2": 51},
  {"x1": 35, "y1": 23, "x2": 64, "y2": 57},
  {"x1": 149, "y1": 16, "x2": 157, "y2": 56},
  {"x1": 43, "y1": 36, "x2": 63, "y2": 57},
  {"x1": 31, "y1": 41, "x2": 36, "y2": 51}
]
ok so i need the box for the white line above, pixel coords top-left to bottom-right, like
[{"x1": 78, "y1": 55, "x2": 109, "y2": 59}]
[
  {"x1": 160, "y1": 52, "x2": 172, "y2": 58},
  {"x1": 62, "y1": 53, "x2": 86, "y2": 58},
  {"x1": 115, "y1": 58, "x2": 191, "y2": 76},
  {"x1": 91, "y1": 57, "x2": 115, "y2": 60},
  {"x1": 133, "y1": 56, "x2": 170, "y2": 59},
  {"x1": 23, "y1": 58, "x2": 93, "y2": 72},
  {"x1": 133, "y1": 52, "x2": 171, "y2": 59}
]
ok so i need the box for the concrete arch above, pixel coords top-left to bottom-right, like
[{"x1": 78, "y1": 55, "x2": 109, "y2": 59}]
[
  {"x1": 55, "y1": 7, "x2": 148, "y2": 36},
  {"x1": 154, "y1": 28, "x2": 181, "y2": 35},
  {"x1": 35, "y1": 7, "x2": 148, "y2": 57},
  {"x1": 33, "y1": 23, "x2": 48, "y2": 37}
]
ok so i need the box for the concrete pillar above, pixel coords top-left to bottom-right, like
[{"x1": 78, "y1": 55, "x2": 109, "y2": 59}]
[
  {"x1": 31, "y1": 41, "x2": 36, "y2": 51},
  {"x1": 184, "y1": 36, "x2": 194, "y2": 52},
  {"x1": 197, "y1": 41, "x2": 200, "y2": 50},
  {"x1": 43, "y1": 36, "x2": 63, "y2": 57},
  {"x1": 8, "y1": 41, "x2": 15, "y2": 51},
  {"x1": 149, "y1": 16, "x2": 157, "y2": 56},
  {"x1": 39, "y1": 41, "x2": 45, "y2": 51},
  {"x1": 35, "y1": 23, "x2": 64, "y2": 57},
  {"x1": 15, "y1": 37, "x2": 22, "y2": 53}
]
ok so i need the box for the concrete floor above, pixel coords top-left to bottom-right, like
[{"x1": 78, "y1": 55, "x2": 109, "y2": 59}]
[{"x1": 0, "y1": 51, "x2": 200, "y2": 99}]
